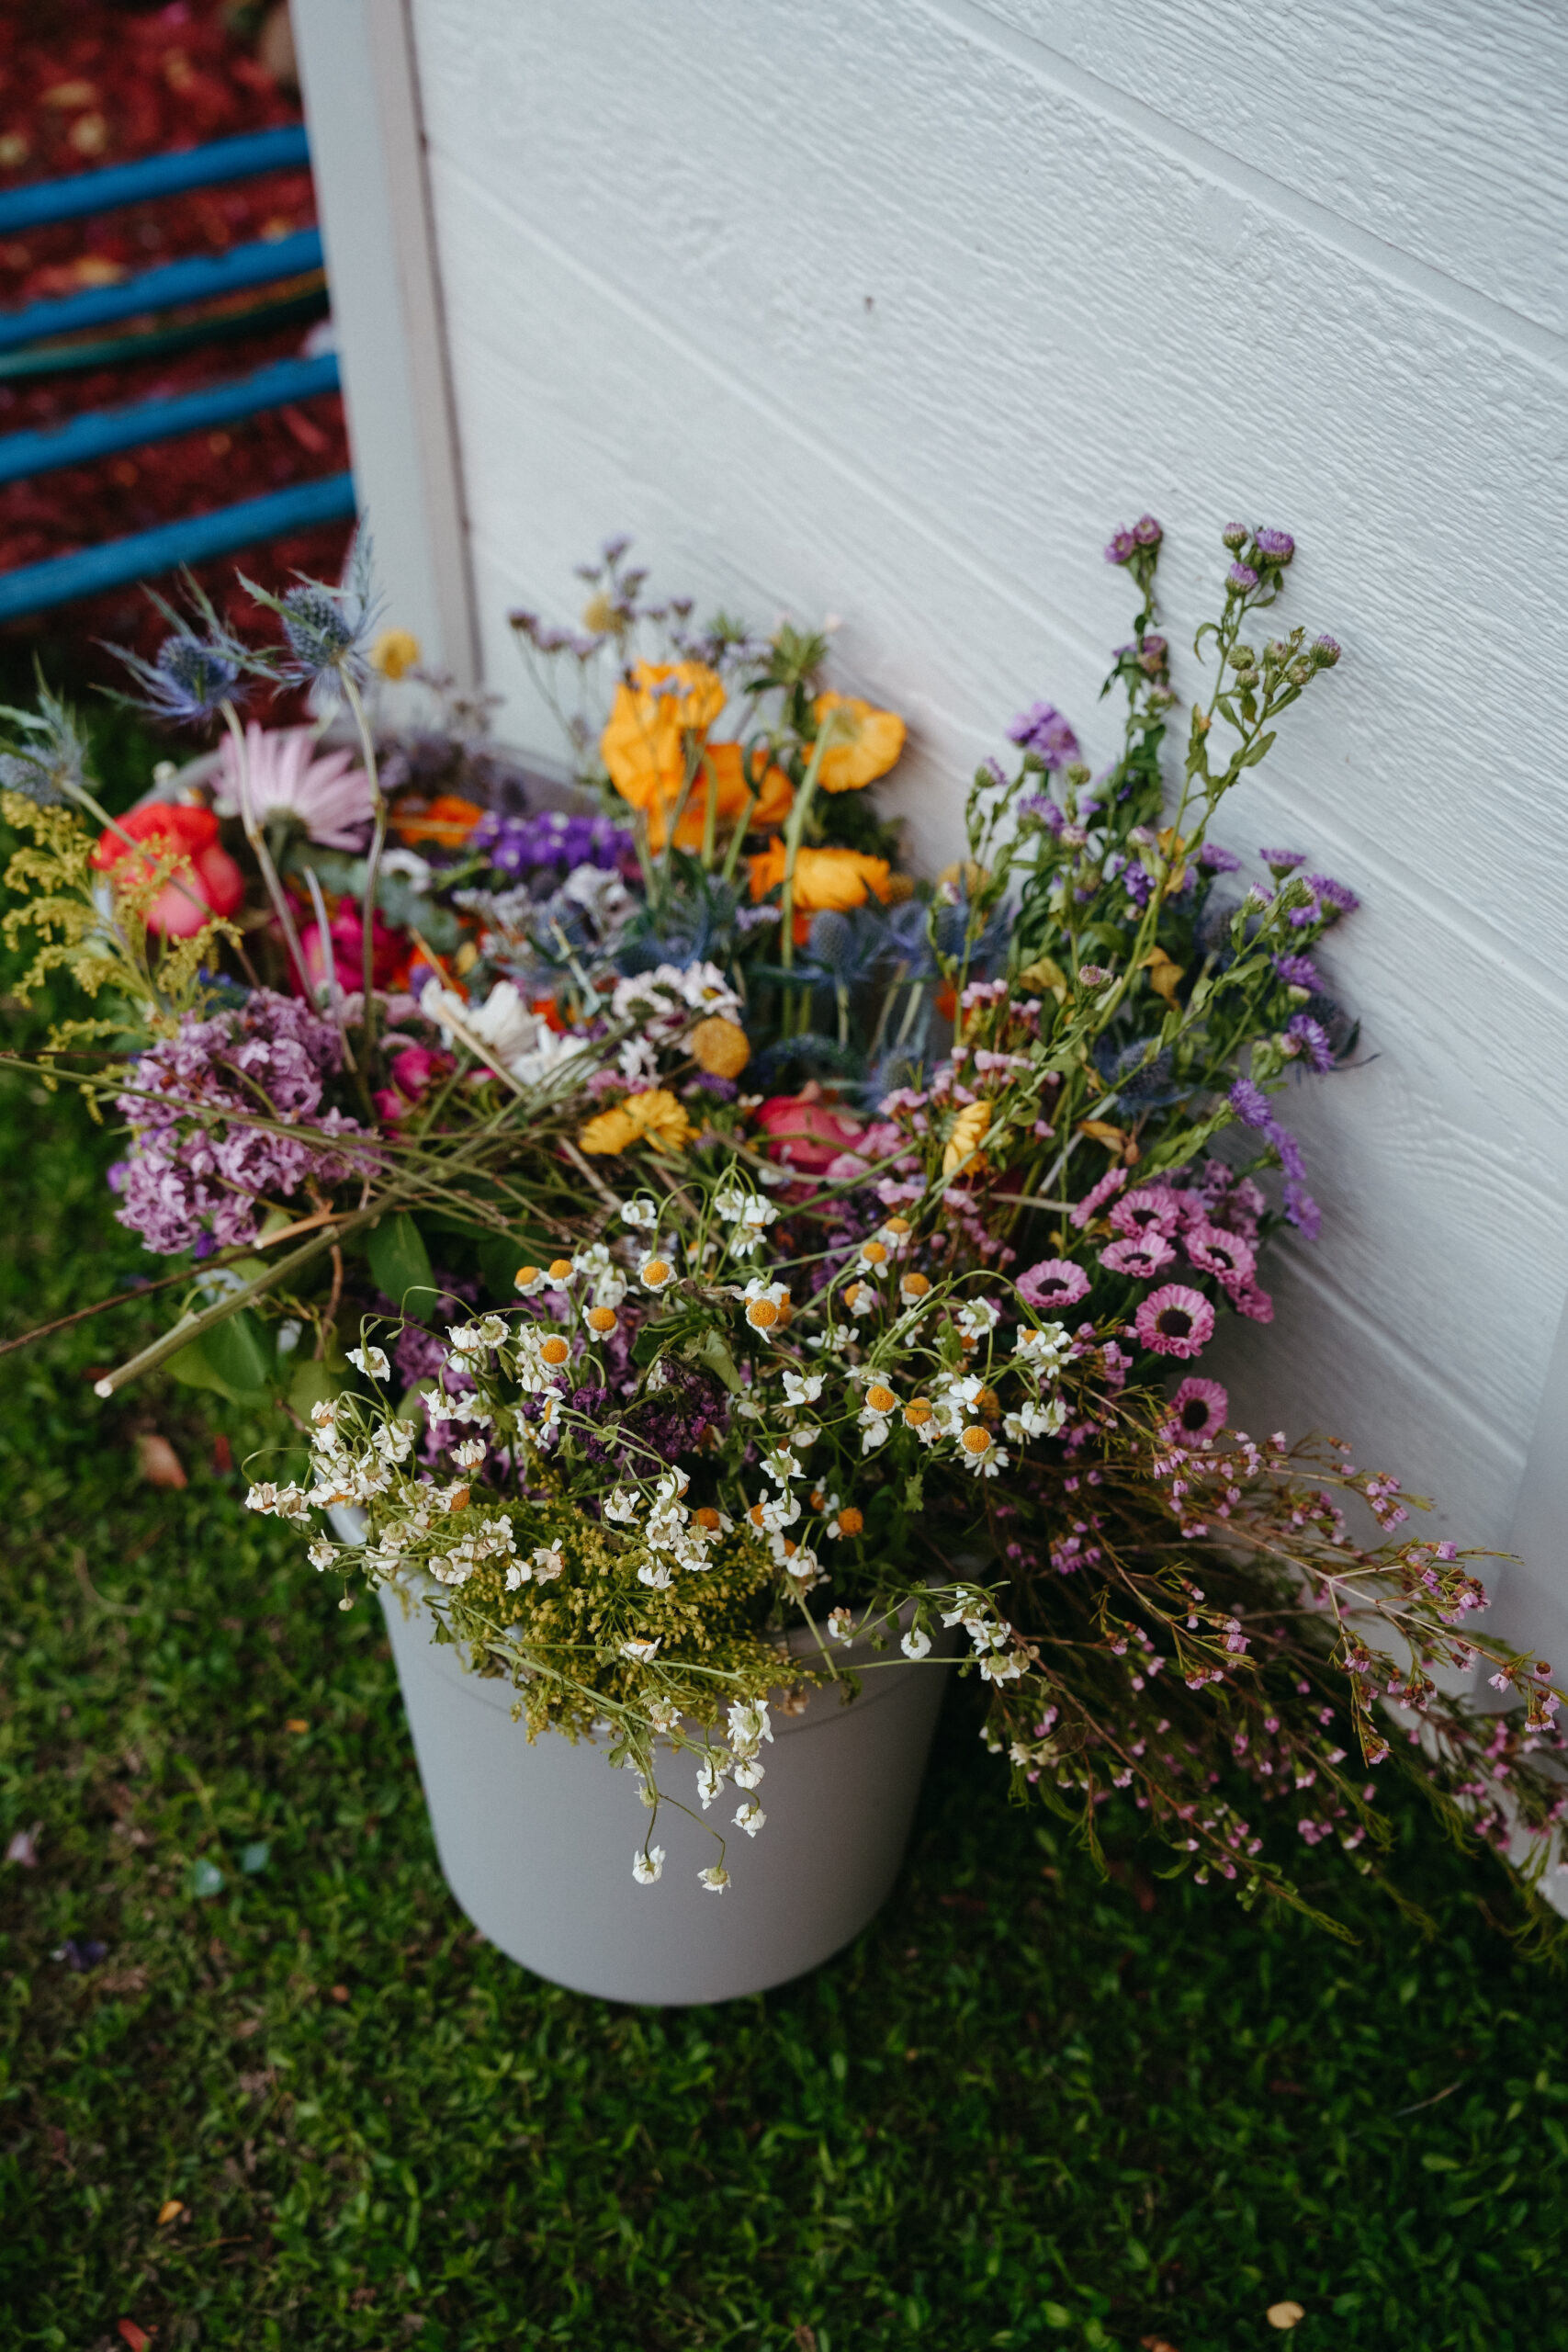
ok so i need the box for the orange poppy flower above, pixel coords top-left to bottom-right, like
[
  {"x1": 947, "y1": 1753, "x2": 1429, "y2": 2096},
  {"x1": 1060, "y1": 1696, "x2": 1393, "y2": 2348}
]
[
  {"x1": 601, "y1": 662, "x2": 728, "y2": 805},
  {"x1": 809, "y1": 694, "x2": 906, "y2": 792},
  {"x1": 391, "y1": 794, "x2": 486, "y2": 850},
  {"x1": 748, "y1": 838, "x2": 898, "y2": 942}
]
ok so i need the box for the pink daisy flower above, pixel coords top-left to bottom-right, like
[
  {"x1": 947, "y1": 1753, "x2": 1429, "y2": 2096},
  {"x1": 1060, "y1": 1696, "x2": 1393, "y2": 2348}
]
[
  {"x1": 1100, "y1": 1232, "x2": 1178, "y2": 1279},
  {"x1": 1230, "y1": 1284, "x2": 1274, "y2": 1323},
  {"x1": 1107, "y1": 1183, "x2": 1185, "y2": 1239},
  {"x1": 1017, "y1": 1258, "x2": 1090, "y2": 1312},
  {"x1": 1068, "y1": 1165, "x2": 1128, "y2": 1228},
  {"x1": 214, "y1": 723, "x2": 375, "y2": 851},
  {"x1": 1183, "y1": 1221, "x2": 1258, "y2": 1290},
  {"x1": 1168, "y1": 1376, "x2": 1228, "y2": 1443},
  {"x1": 1134, "y1": 1284, "x2": 1214, "y2": 1360}
]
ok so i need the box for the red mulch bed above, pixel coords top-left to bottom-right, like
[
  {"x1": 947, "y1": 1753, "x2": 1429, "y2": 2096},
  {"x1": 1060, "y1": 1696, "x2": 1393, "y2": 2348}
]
[{"x1": 0, "y1": 0, "x2": 353, "y2": 695}]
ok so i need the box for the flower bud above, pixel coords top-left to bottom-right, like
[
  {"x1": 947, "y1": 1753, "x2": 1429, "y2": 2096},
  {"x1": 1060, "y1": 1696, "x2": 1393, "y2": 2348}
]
[
  {"x1": 1312, "y1": 634, "x2": 1342, "y2": 668},
  {"x1": 1222, "y1": 523, "x2": 1249, "y2": 550}
]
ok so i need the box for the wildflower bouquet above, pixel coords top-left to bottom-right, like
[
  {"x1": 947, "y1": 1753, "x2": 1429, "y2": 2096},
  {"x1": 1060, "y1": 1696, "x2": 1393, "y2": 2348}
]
[{"x1": 4, "y1": 517, "x2": 1562, "y2": 1932}]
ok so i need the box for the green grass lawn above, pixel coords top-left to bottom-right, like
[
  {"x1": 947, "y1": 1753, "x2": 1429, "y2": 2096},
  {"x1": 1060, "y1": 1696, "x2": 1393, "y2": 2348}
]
[{"x1": 3, "y1": 875, "x2": 1568, "y2": 2351}]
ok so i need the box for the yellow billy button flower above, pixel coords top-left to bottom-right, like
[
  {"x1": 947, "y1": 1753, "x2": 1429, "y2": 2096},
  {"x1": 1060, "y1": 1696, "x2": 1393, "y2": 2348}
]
[
  {"x1": 864, "y1": 1382, "x2": 897, "y2": 1417},
  {"x1": 585, "y1": 1306, "x2": 619, "y2": 1334},
  {"x1": 960, "y1": 1425, "x2": 993, "y2": 1458},
  {"x1": 688, "y1": 1014, "x2": 750, "y2": 1080},
  {"x1": 639, "y1": 1255, "x2": 675, "y2": 1291},
  {"x1": 899, "y1": 1271, "x2": 931, "y2": 1304},
  {"x1": 539, "y1": 1334, "x2": 571, "y2": 1368},
  {"x1": 548, "y1": 1259, "x2": 575, "y2": 1283},
  {"x1": 514, "y1": 1263, "x2": 546, "y2": 1295}
]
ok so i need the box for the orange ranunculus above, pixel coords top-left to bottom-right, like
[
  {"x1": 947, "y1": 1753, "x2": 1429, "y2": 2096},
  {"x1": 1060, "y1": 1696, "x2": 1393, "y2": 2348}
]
[
  {"x1": 809, "y1": 694, "x2": 906, "y2": 793},
  {"x1": 748, "y1": 838, "x2": 897, "y2": 941},
  {"x1": 644, "y1": 741, "x2": 794, "y2": 853},
  {"x1": 391, "y1": 793, "x2": 486, "y2": 850},
  {"x1": 601, "y1": 662, "x2": 728, "y2": 807},
  {"x1": 91, "y1": 803, "x2": 243, "y2": 937}
]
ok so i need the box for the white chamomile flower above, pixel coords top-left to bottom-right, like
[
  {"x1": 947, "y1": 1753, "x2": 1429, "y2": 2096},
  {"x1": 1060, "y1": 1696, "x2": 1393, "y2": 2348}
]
[
  {"x1": 901, "y1": 1625, "x2": 933, "y2": 1660},
  {"x1": 244, "y1": 1481, "x2": 279, "y2": 1514},
  {"x1": 699, "y1": 1864, "x2": 731, "y2": 1893},
  {"x1": 762, "y1": 1444, "x2": 803, "y2": 1487},
  {"x1": 840, "y1": 1280, "x2": 876, "y2": 1318},
  {"x1": 503, "y1": 1557, "x2": 532, "y2": 1590},
  {"x1": 978, "y1": 1649, "x2": 1027, "y2": 1684},
  {"x1": 374, "y1": 1419, "x2": 413, "y2": 1464},
  {"x1": 827, "y1": 1605, "x2": 856, "y2": 1645},
  {"x1": 791, "y1": 1421, "x2": 821, "y2": 1449},
  {"x1": 347, "y1": 1345, "x2": 390, "y2": 1381},
  {"x1": 783, "y1": 1368, "x2": 825, "y2": 1408},
  {"x1": 633, "y1": 1845, "x2": 665, "y2": 1883},
  {"x1": 732, "y1": 1754, "x2": 767, "y2": 1790},
  {"x1": 1005, "y1": 1398, "x2": 1065, "y2": 1442},
  {"x1": 603, "y1": 1487, "x2": 639, "y2": 1524},
  {"x1": 452, "y1": 1435, "x2": 488, "y2": 1468},
  {"x1": 532, "y1": 1544, "x2": 567, "y2": 1583},
  {"x1": 637, "y1": 1558, "x2": 675, "y2": 1590},
  {"x1": 307, "y1": 1538, "x2": 338, "y2": 1571},
  {"x1": 638, "y1": 1251, "x2": 677, "y2": 1291},
  {"x1": 513, "y1": 1264, "x2": 549, "y2": 1297},
  {"x1": 621, "y1": 1634, "x2": 660, "y2": 1664},
  {"x1": 1015, "y1": 1319, "x2": 1069, "y2": 1364},
  {"x1": 696, "y1": 1754, "x2": 729, "y2": 1808},
  {"x1": 733, "y1": 1798, "x2": 767, "y2": 1838},
  {"x1": 728, "y1": 1700, "x2": 773, "y2": 1752},
  {"x1": 620, "y1": 1198, "x2": 660, "y2": 1230},
  {"x1": 955, "y1": 1297, "x2": 1001, "y2": 1340}
]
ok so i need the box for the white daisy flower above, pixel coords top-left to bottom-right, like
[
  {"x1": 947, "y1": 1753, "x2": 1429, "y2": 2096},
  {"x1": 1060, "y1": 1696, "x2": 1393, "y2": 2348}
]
[
  {"x1": 698, "y1": 1864, "x2": 730, "y2": 1893},
  {"x1": 633, "y1": 1845, "x2": 666, "y2": 1884},
  {"x1": 346, "y1": 1345, "x2": 390, "y2": 1381}
]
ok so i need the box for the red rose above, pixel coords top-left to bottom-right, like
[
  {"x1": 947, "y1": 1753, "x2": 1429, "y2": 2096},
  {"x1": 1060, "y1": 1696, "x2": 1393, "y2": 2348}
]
[
  {"x1": 92, "y1": 803, "x2": 244, "y2": 938},
  {"x1": 753, "y1": 1087, "x2": 866, "y2": 1175}
]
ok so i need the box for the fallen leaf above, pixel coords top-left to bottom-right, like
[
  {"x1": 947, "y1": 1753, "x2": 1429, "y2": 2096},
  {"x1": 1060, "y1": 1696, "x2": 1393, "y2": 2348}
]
[
  {"x1": 330, "y1": 1984, "x2": 350, "y2": 2003},
  {"x1": 5, "y1": 1823, "x2": 40, "y2": 1868},
  {"x1": 118, "y1": 2322, "x2": 152, "y2": 2351},
  {"x1": 136, "y1": 1433, "x2": 187, "y2": 1489},
  {"x1": 1267, "y1": 2304, "x2": 1305, "y2": 2332},
  {"x1": 285, "y1": 1719, "x2": 309, "y2": 1735},
  {"x1": 157, "y1": 2197, "x2": 184, "y2": 2225},
  {"x1": 1140, "y1": 944, "x2": 1185, "y2": 1007}
]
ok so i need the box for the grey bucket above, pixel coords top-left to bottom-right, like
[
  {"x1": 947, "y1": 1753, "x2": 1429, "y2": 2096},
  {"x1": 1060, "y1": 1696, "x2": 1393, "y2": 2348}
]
[{"x1": 336, "y1": 1510, "x2": 952, "y2": 2002}]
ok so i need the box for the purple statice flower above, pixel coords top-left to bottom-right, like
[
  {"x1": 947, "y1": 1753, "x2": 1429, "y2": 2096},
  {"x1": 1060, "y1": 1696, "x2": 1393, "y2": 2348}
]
[
  {"x1": 1273, "y1": 951, "x2": 1324, "y2": 991},
  {"x1": 1229, "y1": 1078, "x2": 1273, "y2": 1129},
  {"x1": 1286, "y1": 1012, "x2": 1335, "y2": 1073},
  {"x1": 114, "y1": 990, "x2": 368, "y2": 1256},
  {"x1": 1253, "y1": 528, "x2": 1295, "y2": 562},
  {"x1": 1307, "y1": 872, "x2": 1359, "y2": 915},
  {"x1": 1198, "y1": 842, "x2": 1242, "y2": 874},
  {"x1": 1007, "y1": 703, "x2": 1081, "y2": 770},
  {"x1": 473, "y1": 808, "x2": 630, "y2": 879},
  {"x1": 1227, "y1": 563, "x2": 1259, "y2": 592},
  {"x1": 1258, "y1": 848, "x2": 1306, "y2": 874}
]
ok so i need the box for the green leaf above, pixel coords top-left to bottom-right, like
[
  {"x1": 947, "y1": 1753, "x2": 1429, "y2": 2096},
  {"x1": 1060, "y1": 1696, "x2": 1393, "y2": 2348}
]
[
  {"x1": 287, "y1": 1356, "x2": 341, "y2": 1423},
  {"x1": 367, "y1": 1213, "x2": 435, "y2": 1314},
  {"x1": 1239, "y1": 729, "x2": 1278, "y2": 767},
  {"x1": 694, "y1": 1327, "x2": 744, "y2": 1396},
  {"x1": 1041, "y1": 2305, "x2": 1072, "y2": 2330},
  {"x1": 1421, "y1": 2151, "x2": 1462, "y2": 2171},
  {"x1": 166, "y1": 1307, "x2": 275, "y2": 1405}
]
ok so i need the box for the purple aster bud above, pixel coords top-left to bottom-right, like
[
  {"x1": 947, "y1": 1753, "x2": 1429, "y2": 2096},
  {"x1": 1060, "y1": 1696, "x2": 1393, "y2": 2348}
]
[
  {"x1": 1312, "y1": 634, "x2": 1342, "y2": 668},
  {"x1": 1198, "y1": 842, "x2": 1242, "y2": 874},
  {"x1": 1272, "y1": 951, "x2": 1323, "y2": 991},
  {"x1": 1258, "y1": 847, "x2": 1306, "y2": 875},
  {"x1": 1221, "y1": 523, "x2": 1249, "y2": 551},
  {"x1": 1021, "y1": 791, "x2": 1064, "y2": 832},
  {"x1": 1104, "y1": 529, "x2": 1139, "y2": 566},
  {"x1": 1227, "y1": 563, "x2": 1258, "y2": 592},
  {"x1": 1306, "y1": 873, "x2": 1359, "y2": 914},
  {"x1": 1253, "y1": 528, "x2": 1295, "y2": 563},
  {"x1": 1269, "y1": 1123, "x2": 1307, "y2": 1181},
  {"x1": 1133, "y1": 514, "x2": 1163, "y2": 547},
  {"x1": 1286, "y1": 1012, "x2": 1334, "y2": 1073},
  {"x1": 1006, "y1": 702, "x2": 1081, "y2": 771},
  {"x1": 1229, "y1": 1078, "x2": 1272, "y2": 1129},
  {"x1": 1282, "y1": 1179, "x2": 1321, "y2": 1239}
]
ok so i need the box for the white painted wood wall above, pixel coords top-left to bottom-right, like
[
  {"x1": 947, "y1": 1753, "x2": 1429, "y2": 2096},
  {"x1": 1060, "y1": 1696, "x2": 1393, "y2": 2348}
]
[{"x1": 296, "y1": 2, "x2": 1568, "y2": 1647}]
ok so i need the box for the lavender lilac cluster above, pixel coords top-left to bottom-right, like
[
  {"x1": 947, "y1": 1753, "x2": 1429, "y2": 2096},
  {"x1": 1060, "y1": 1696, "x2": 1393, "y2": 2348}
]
[
  {"x1": 110, "y1": 991, "x2": 366, "y2": 1255},
  {"x1": 472, "y1": 808, "x2": 631, "y2": 881}
]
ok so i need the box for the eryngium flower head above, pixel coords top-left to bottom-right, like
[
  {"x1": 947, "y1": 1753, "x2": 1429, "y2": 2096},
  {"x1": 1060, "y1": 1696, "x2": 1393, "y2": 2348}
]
[
  {"x1": 241, "y1": 523, "x2": 381, "y2": 704},
  {"x1": 0, "y1": 678, "x2": 91, "y2": 804},
  {"x1": 103, "y1": 572, "x2": 256, "y2": 728}
]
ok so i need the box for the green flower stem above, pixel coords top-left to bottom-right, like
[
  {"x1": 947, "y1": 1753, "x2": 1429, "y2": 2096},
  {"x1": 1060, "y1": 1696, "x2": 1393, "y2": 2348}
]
[
  {"x1": 340, "y1": 671, "x2": 387, "y2": 1066},
  {"x1": 220, "y1": 701, "x2": 313, "y2": 1001},
  {"x1": 301, "y1": 859, "x2": 360, "y2": 1086},
  {"x1": 90, "y1": 1216, "x2": 361, "y2": 1397}
]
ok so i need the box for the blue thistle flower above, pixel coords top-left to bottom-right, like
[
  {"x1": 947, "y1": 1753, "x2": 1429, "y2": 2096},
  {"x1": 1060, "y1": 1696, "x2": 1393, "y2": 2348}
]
[
  {"x1": 243, "y1": 523, "x2": 381, "y2": 704},
  {"x1": 102, "y1": 575, "x2": 254, "y2": 729}
]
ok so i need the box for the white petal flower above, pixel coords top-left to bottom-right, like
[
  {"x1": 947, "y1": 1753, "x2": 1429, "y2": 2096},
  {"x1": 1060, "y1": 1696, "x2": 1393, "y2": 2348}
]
[
  {"x1": 827, "y1": 1606, "x2": 856, "y2": 1645},
  {"x1": 696, "y1": 1754, "x2": 729, "y2": 1808},
  {"x1": 307, "y1": 1538, "x2": 338, "y2": 1571},
  {"x1": 620, "y1": 1198, "x2": 660, "y2": 1229},
  {"x1": 633, "y1": 1845, "x2": 666, "y2": 1884},
  {"x1": 346, "y1": 1345, "x2": 390, "y2": 1381},
  {"x1": 532, "y1": 1545, "x2": 567, "y2": 1583},
  {"x1": 732, "y1": 1755, "x2": 767, "y2": 1790},
  {"x1": 620, "y1": 1634, "x2": 660, "y2": 1663},
  {"x1": 603, "y1": 1488, "x2": 639, "y2": 1524},
  {"x1": 698, "y1": 1864, "x2": 731, "y2": 1893},
  {"x1": 733, "y1": 1798, "x2": 767, "y2": 1838},
  {"x1": 445, "y1": 1324, "x2": 485, "y2": 1354},
  {"x1": 244, "y1": 1481, "x2": 279, "y2": 1514},
  {"x1": 783, "y1": 1369, "x2": 825, "y2": 1408},
  {"x1": 452, "y1": 1435, "x2": 488, "y2": 1468},
  {"x1": 728, "y1": 1700, "x2": 773, "y2": 1753},
  {"x1": 901, "y1": 1625, "x2": 933, "y2": 1660}
]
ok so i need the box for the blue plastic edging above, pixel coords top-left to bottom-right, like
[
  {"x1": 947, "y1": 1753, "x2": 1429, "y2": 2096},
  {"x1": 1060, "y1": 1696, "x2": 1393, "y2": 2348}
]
[
  {"x1": 0, "y1": 471, "x2": 357, "y2": 620},
  {"x1": 0, "y1": 352, "x2": 341, "y2": 486},
  {"x1": 0, "y1": 228, "x2": 324, "y2": 355},
  {"x1": 0, "y1": 127, "x2": 311, "y2": 234}
]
